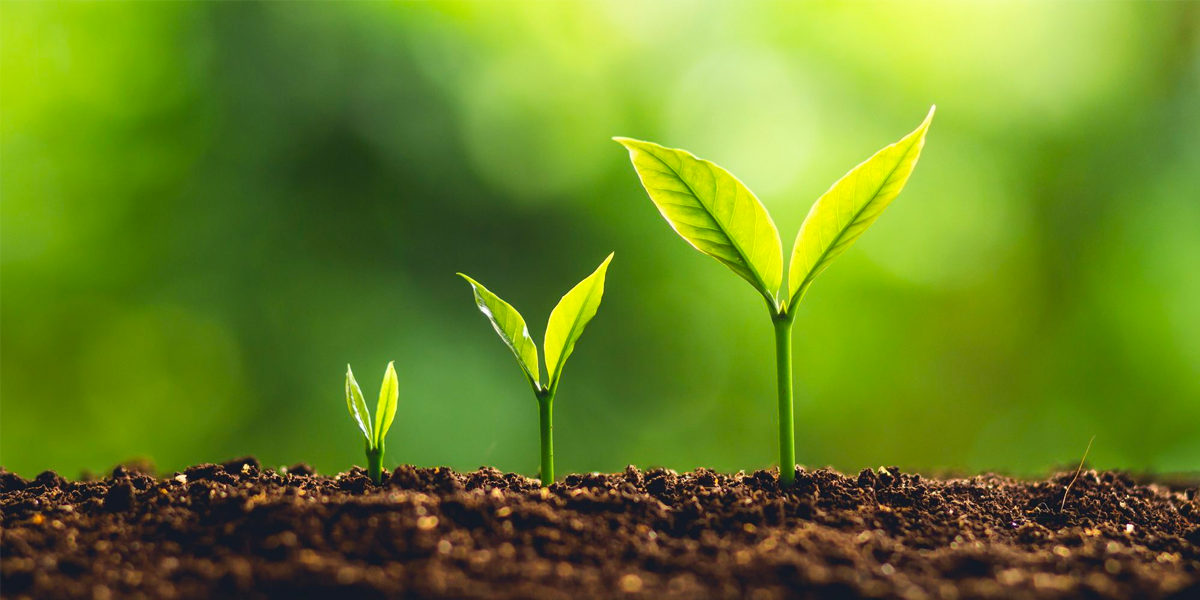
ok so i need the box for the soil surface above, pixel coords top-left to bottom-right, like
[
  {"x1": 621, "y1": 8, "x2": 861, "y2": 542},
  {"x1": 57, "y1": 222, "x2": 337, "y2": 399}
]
[{"x1": 2, "y1": 460, "x2": 1197, "y2": 600}]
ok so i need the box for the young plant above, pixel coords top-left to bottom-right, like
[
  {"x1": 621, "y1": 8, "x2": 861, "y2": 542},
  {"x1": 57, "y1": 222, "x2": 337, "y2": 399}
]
[
  {"x1": 615, "y1": 107, "x2": 935, "y2": 486},
  {"x1": 344, "y1": 361, "x2": 399, "y2": 485},
  {"x1": 458, "y1": 253, "x2": 613, "y2": 486}
]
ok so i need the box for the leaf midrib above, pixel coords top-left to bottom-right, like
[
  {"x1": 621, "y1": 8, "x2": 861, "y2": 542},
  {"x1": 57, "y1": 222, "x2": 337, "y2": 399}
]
[
  {"x1": 648, "y1": 149, "x2": 776, "y2": 302},
  {"x1": 463, "y1": 275, "x2": 540, "y2": 386},
  {"x1": 547, "y1": 274, "x2": 600, "y2": 389},
  {"x1": 790, "y1": 134, "x2": 922, "y2": 309}
]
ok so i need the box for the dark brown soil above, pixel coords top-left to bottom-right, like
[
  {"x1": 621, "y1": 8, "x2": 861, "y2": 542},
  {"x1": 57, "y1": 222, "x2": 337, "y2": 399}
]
[{"x1": 2, "y1": 460, "x2": 1197, "y2": 600}]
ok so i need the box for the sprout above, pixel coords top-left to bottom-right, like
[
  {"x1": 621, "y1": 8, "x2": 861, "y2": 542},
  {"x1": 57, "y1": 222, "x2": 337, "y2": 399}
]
[
  {"x1": 616, "y1": 108, "x2": 934, "y2": 486},
  {"x1": 459, "y1": 253, "x2": 613, "y2": 486},
  {"x1": 344, "y1": 361, "x2": 399, "y2": 485}
]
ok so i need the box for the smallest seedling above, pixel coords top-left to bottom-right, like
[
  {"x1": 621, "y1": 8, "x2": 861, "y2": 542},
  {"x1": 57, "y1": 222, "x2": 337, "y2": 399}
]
[{"x1": 344, "y1": 362, "x2": 399, "y2": 485}]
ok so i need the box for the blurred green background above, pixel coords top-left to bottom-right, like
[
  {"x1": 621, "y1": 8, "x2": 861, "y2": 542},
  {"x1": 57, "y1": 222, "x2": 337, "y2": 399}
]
[{"x1": 3, "y1": 1, "x2": 1198, "y2": 478}]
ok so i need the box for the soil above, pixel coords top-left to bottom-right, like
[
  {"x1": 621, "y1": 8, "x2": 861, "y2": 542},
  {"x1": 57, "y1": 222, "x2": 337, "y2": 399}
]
[{"x1": 2, "y1": 460, "x2": 1197, "y2": 600}]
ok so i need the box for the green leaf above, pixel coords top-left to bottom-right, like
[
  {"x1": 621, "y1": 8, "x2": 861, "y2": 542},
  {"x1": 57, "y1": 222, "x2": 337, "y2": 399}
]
[
  {"x1": 614, "y1": 138, "x2": 782, "y2": 304},
  {"x1": 787, "y1": 106, "x2": 935, "y2": 309},
  {"x1": 458, "y1": 273, "x2": 541, "y2": 387},
  {"x1": 544, "y1": 253, "x2": 613, "y2": 389},
  {"x1": 373, "y1": 361, "x2": 399, "y2": 447},
  {"x1": 344, "y1": 365, "x2": 371, "y2": 443}
]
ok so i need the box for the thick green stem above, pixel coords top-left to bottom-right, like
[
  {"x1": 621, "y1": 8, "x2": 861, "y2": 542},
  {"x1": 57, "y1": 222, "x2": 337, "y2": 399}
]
[
  {"x1": 366, "y1": 440, "x2": 384, "y2": 485},
  {"x1": 773, "y1": 316, "x2": 796, "y2": 486},
  {"x1": 537, "y1": 392, "x2": 554, "y2": 486}
]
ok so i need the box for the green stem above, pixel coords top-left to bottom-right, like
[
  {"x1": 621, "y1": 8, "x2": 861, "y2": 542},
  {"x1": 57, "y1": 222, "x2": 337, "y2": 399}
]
[
  {"x1": 773, "y1": 315, "x2": 796, "y2": 486},
  {"x1": 366, "y1": 440, "x2": 384, "y2": 485},
  {"x1": 537, "y1": 391, "x2": 554, "y2": 486}
]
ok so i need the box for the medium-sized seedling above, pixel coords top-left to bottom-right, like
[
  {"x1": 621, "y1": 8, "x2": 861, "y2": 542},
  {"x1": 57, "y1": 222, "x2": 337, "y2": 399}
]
[
  {"x1": 459, "y1": 253, "x2": 613, "y2": 486},
  {"x1": 344, "y1": 362, "x2": 399, "y2": 485},
  {"x1": 616, "y1": 107, "x2": 935, "y2": 486}
]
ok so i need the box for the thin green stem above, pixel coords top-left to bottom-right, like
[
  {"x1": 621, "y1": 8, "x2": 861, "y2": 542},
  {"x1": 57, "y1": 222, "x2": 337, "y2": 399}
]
[
  {"x1": 536, "y1": 392, "x2": 555, "y2": 486},
  {"x1": 773, "y1": 315, "x2": 796, "y2": 486},
  {"x1": 366, "y1": 440, "x2": 384, "y2": 485}
]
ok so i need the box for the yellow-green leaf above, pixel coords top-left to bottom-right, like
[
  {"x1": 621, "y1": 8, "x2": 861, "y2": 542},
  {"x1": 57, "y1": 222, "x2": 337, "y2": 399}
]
[
  {"x1": 344, "y1": 364, "x2": 371, "y2": 442},
  {"x1": 544, "y1": 253, "x2": 613, "y2": 388},
  {"x1": 373, "y1": 361, "x2": 399, "y2": 447},
  {"x1": 614, "y1": 138, "x2": 782, "y2": 304},
  {"x1": 458, "y1": 273, "x2": 540, "y2": 386},
  {"x1": 787, "y1": 106, "x2": 935, "y2": 309}
]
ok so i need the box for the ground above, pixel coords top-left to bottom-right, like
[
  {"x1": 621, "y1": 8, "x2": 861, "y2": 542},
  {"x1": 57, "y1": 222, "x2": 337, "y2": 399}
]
[{"x1": 2, "y1": 459, "x2": 1197, "y2": 599}]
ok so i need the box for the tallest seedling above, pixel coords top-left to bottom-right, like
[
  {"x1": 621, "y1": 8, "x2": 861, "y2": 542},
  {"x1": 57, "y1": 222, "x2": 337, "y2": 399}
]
[{"x1": 616, "y1": 107, "x2": 934, "y2": 486}]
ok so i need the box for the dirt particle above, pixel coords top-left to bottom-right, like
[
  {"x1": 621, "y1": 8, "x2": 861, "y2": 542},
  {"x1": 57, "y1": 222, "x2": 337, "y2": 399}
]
[
  {"x1": 619, "y1": 574, "x2": 643, "y2": 593},
  {"x1": 0, "y1": 468, "x2": 29, "y2": 493},
  {"x1": 34, "y1": 471, "x2": 65, "y2": 489},
  {"x1": 103, "y1": 482, "x2": 135, "y2": 512},
  {"x1": 555, "y1": 562, "x2": 573, "y2": 578},
  {"x1": 283, "y1": 463, "x2": 313, "y2": 477}
]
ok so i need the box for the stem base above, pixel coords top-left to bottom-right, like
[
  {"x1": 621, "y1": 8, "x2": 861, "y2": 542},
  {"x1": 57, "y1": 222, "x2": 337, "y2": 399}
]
[{"x1": 366, "y1": 441, "x2": 384, "y2": 485}]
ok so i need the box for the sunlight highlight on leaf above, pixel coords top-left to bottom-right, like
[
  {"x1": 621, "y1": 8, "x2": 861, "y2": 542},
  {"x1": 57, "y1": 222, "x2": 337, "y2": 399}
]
[
  {"x1": 344, "y1": 365, "x2": 372, "y2": 442},
  {"x1": 787, "y1": 107, "x2": 935, "y2": 308},
  {"x1": 373, "y1": 361, "x2": 399, "y2": 446},
  {"x1": 458, "y1": 273, "x2": 541, "y2": 386},
  {"x1": 614, "y1": 138, "x2": 783, "y2": 304},
  {"x1": 544, "y1": 253, "x2": 613, "y2": 388}
]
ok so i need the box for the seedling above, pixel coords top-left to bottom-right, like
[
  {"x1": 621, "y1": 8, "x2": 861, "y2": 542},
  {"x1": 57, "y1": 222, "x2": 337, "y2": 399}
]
[
  {"x1": 616, "y1": 107, "x2": 935, "y2": 486},
  {"x1": 1061, "y1": 434, "x2": 1096, "y2": 511},
  {"x1": 459, "y1": 253, "x2": 613, "y2": 486},
  {"x1": 344, "y1": 362, "x2": 399, "y2": 485}
]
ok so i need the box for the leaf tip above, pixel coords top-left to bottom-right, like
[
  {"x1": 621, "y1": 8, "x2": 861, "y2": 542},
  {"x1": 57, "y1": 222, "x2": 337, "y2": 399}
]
[
  {"x1": 591, "y1": 252, "x2": 615, "y2": 280},
  {"x1": 384, "y1": 363, "x2": 398, "y2": 389},
  {"x1": 383, "y1": 361, "x2": 399, "y2": 401},
  {"x1": 612, "y1": 137, "x2": 648, "y2": 152}
]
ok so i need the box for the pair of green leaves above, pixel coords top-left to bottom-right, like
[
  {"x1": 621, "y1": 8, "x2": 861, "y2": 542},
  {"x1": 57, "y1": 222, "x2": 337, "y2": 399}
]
[
  {"x1": 345, "y1": 362, "x2": 399, "y2": 451},
  {"x1": 615, "y1": 107, "x2": 935, "y2": 314},
  {"x1": 459, "y1": 253, "x2": 613, "y2": 395}
]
